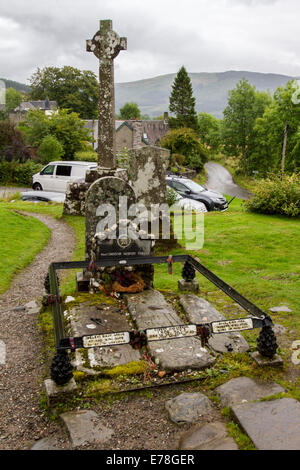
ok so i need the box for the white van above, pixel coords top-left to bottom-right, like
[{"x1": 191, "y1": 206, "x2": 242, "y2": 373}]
[{"x1": 32, "y1": 161, "x2": 97, "y2": 193}]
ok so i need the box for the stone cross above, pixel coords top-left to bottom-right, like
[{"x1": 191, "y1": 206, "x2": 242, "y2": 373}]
[{"x1": 87, "y1": 20, "x2": 127, "y2": 169}]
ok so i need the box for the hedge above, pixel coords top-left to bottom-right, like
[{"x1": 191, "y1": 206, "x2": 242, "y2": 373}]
[{"x1": 0, "y1": 160, "x2": 42, "y2": 186}]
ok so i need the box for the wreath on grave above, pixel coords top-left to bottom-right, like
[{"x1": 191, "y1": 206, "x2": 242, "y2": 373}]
[{"x1": 98, "y1": 268, "x2": 146, "y2": 294}]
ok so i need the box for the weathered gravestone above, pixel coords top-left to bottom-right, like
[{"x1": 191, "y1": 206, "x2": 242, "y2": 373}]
[{"x1": 63, "y1": 20, "x2": 128, "y2": 216}]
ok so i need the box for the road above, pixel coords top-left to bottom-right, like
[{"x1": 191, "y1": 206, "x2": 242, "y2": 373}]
[{"x1": 205, "y1": 162, "x2": 252, "y2": 200}]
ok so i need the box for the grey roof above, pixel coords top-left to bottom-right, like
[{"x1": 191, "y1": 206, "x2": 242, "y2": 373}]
[{"x1": 14, "y1": 98, "x2": 57, "y2": 112}]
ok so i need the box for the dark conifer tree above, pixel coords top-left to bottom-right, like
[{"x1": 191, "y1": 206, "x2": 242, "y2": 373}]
[{"x1": 169, "y1": 66, "x2": 198, "y2": 130}]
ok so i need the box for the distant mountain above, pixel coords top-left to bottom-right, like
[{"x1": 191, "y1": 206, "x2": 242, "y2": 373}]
[
  {"x1": 0, "y1": 78, "x2": 31, "y2": 93},
  {"x1": 115, "y1": 71, "x2": 298, "y2": 118}
]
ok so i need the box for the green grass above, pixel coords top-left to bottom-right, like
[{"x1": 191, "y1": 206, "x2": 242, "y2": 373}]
[
  {"x1": 0, "y1": 207, "x2": 50, "y2": 293},
  {"x1": 154, "y1": 198, "x2": 300, "y2": 334}
]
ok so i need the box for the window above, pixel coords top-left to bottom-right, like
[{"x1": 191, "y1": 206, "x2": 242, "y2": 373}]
[
  {"x1": 40, "y1": 165, "x2": 55, "y2": 176},
  {"x1": 172, "y1": 182, "x2": 188, "y2": 192},
  {"x1": 56, "y1": 165, "x2": 72, "y2": 177}
]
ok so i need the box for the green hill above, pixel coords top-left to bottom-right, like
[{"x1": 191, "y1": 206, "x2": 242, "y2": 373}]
[
  {"x1": 115, "y1": 70, "x2": 298, "y2": 118},
  {"x1": 0, "y1": 78, "x2": 31, "y2": 94}
]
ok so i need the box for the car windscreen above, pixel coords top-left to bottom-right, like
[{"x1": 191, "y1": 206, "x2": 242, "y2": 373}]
[{"x1": 184, "y1": 180, "x2": 205, "y2": 192}]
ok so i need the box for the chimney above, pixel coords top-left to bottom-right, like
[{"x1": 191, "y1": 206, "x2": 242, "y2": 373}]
[{"x1": 163, "y1": 112, "x2": 168, "y2": 124}]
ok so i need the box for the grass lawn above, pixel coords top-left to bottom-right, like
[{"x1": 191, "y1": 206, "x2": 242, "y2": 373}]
[
  {"x1": 155, "y1": 198, "x2": 300, "y2": 328},
  {"x1": 0, "y1": 206, "x2": 50, "y2": 293}
]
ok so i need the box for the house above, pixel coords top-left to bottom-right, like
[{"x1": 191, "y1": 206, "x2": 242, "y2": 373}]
[
  {"x1": 9, "y1": 97, "x2": 57, "y2": 124},
  {"x1": 85, "y1": 113, "x2": 169, "y2": 152}
]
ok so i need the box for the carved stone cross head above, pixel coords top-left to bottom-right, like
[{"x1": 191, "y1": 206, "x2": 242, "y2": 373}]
[{"x1": 86, "y1": 19, "x2": 127, "y2": 62}]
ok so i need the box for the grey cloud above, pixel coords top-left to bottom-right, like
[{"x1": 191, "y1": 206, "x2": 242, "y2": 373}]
[{"x1": 0, "y1": 0, "x2": 299, "y2": 85}]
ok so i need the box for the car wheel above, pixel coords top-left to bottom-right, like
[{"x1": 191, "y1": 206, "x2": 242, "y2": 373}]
[{"x1": 33, "y1": 183, "x2": 43, "y2": 191}]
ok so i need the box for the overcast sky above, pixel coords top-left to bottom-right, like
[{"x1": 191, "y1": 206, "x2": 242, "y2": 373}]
[{"x1": 0, "y1": 0, "x2": 299, "y2": 85}]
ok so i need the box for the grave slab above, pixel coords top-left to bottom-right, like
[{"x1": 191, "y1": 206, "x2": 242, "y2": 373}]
[
  {"x1": 231, "y1": 398, "x2": 300, "y2": 450},
  {"x1": 165, "y1": 392, "x2": 213, "y2": 424},
  {"x1": 126, "y1": 290, "x2": 215, "y2": 371},
  {"x1": 215, "y1": 377, "x2": 285, "y2": 407},
  {"x1": 179, "y1": 422, "x2": 239, "y2": 450},
  {"x1": 179, "y1": 294, "x2": 249, "y2": 354},
  {"x1": 68, "y1": 301, "x2": 142, "y2": 372},
  {"x1": 60, "y1": 410, "x2": 113, "y2": 447}
]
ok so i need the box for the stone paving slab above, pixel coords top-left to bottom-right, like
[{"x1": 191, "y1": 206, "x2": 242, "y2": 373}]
[
  {"x1": 215, "y1": 377, "x2": 285, "y2": 407},
  {"x1": 30, "y1": 437, "x2": 62, "y2": 450},
  {"x1": 179, "y1": 294, "x2": 249, "y2": 354},
  {"x1": 126, "y1": 290, "x2": 215, "y2": 372},
  {"x1": 165, "y1": 392, "x2": 213, "y2": 424},
  {"x1": 231, "y1": 398, "x2": 300, "y2": 450},
  {"x1": 68, "y1": 301, "x2": 142, "y2": 371},
  {"x1": 60, "y1": 410, "x2": 113, "y2": 447},
  {"x1": 179, "y1": 422, "x2": 239, "y2": 450}
]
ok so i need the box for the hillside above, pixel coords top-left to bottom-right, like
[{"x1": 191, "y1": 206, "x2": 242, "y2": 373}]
[
  {"x1": 115, "y1": 70, "x2": 297, "y2": 118},
  {"x1": 0, "y1": 78, "x2": 31, "y2": 94}
]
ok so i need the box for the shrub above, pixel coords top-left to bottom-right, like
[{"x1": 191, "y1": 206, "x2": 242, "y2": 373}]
[
  {"x1": 0, "y1": 160, "x2": 42, "y2": 186},
  {"x1": 20, "y1": 108, "x2": 92, "y2": 160},
  {"x1": 166, "y1": 186, "x2": 180, "y2": 207},
  {"x1": 74, "y1": 150, "x2": 97, "y2": 162},
  {"x1": 245, "y1": 173, "x2": 300, "y2": 217},
  {"x1": 172, "y1": 153, "x2": 186, "y2": 166},
  {"x1": 159, "y1": 128, "x2": 208, "y2": 172},
  {"x1": 0, "y1": 120, "x2": 32, "y2": 162},
  {"x1": 37, "y1": 135, "x2": 64, "y2": 164}
]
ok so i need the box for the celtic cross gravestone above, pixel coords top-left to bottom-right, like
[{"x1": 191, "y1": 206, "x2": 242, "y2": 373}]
[{"x1": 87, "y1": 20, "x2": 127, "y2": 169}]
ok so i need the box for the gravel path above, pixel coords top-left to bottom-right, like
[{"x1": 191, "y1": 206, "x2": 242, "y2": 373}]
[
  {"x1": 0, "y1": 212, "x2": 75, "y2": 450},
  {"x1": 205, "y1": 162, "x2": 252, "y2": 200}
]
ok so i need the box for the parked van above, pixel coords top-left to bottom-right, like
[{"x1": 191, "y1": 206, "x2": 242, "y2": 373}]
[{"x1": 32, "y1": 161, "x2": 97, "y2": 192}]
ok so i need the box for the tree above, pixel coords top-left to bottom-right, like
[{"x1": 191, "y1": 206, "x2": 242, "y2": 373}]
[
  {"x1": 5, "y1": 88, "x2": 22, "y2": 112},
  {"x1": 119, "y1": 102, "x2": 141, "y2": 120},
  {"x1": 37, "y1": 135, "x2": 64, "y2": 164},
  {"x1": 222, "y1": 78, "x2": 271, "y2": 173},
  {"x1": 197, "y1": 112, "x2": 222, "y2": 153},
  {"x1": 20, "y1": 109, "x2": 92, "y2": 160},
  {"x1": 0, "y1": 120, "x2": 32, "y2": 162},
  {"x1": 159, "y1": 128, "x2": 208, "y2": 171},
  {"x1": 251, "y1": 81, "x2": 300, "y2": 175},
  {"x1": 168, "y1": 66, "x2": 198, "y2": 130},
  {"x1": 29, "y1": 66, "x2": 98, "y2": 119}
]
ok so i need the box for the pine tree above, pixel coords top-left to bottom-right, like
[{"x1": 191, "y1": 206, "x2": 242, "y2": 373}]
[{"x1": 169, "y1": 66, "x2": 198, "y2": 130}]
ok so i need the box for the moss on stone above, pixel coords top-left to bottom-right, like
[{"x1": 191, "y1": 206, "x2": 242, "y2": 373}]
[{"x1": 102, "y1": 360, "x2": 147, "y2": 377}]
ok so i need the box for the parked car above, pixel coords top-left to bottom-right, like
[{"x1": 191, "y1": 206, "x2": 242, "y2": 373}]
[
  {"x1": 32, "y1": 161, "x2": 97, "y2": 192},
  {"x1": 21, "y1": 191, "x2": 66, "y2": 203},
  {"x1": 166, "y1": 175, "x2": 228, "y2": 211}
]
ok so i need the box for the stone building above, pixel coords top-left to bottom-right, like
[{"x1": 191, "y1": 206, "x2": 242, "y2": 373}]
[
  {"x1": 85, "y1": 115, "x2": 169, "y2": 152},
  {"x1": 9, "y1": 97, "x2": 57, "y2": 125}
]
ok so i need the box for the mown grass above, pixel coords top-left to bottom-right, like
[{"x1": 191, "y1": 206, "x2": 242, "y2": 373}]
[
  {"x1": 154, "y1": 198, "x2": 300, "y2": 334},
  {"x1": 0, "y1": 206, "x2": 50, "y2": 293}
]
